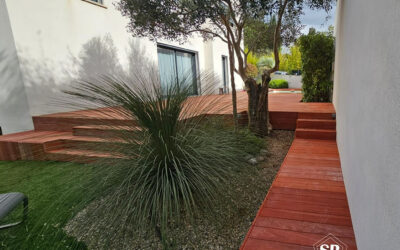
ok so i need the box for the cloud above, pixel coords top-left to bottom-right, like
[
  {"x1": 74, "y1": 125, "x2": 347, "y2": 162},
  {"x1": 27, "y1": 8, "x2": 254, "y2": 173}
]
[{"x1": 300, "y1": 3, "x2": 336, "y2": 34}]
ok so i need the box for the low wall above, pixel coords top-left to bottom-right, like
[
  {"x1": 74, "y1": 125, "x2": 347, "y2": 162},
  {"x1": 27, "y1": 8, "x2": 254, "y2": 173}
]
[{"x1": 271, "y1": 75, "x2": 302, "y2": 89}]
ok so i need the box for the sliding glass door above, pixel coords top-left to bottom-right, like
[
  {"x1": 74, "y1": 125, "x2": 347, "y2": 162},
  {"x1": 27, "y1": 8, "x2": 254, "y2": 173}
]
[{"x1": 157, "y1": 46, "x2": 198, "y2": 95}]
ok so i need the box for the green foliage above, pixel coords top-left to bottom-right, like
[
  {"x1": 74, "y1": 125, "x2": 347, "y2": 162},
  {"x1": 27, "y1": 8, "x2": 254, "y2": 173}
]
[
  {"x1": 116, "y1": 0, "x2": 335, "y2": 50},
  {"x1": 278, "y1": 45, "x2": 302, "y2": 73},
  {"x1": 63, "y1": 74, "x2": 251, "y2": 247},
  {"x1": 236, "y1": 129, "x2": 265, "y2": 155},
  {"x1": 256, "y1": 55, "x2": 275, "y2": 71},
  {"x1": 244, "y1": 16, "x2": 276, "y2": 55},
  {"x1": 246, "y1": 49, "x2": 259, "y2": 65},
  {"x1": 269, "y1": 79, "x2": 289, "y2": 89},
  {"x1": 299, "y1": 30, "x2": 335, "y2": 102}
]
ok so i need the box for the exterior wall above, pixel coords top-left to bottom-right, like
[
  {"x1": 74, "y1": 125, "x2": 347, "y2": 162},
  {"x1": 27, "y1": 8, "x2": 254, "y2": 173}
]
[
  {"x1": 1, "y1": 0, "x2": 239, "y2": 133},
  {"x1": 0, "y1": 0, "x2": 33, "y2": 134},
  {"x1": 333, "y1": 0, "x2": 400, "y2": 249}
]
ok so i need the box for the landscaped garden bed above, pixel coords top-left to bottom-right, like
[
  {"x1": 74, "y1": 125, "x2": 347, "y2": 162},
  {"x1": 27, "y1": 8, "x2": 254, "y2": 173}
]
[{"x1": 0, "y1": 130, "x2": 293, "y2": 249}]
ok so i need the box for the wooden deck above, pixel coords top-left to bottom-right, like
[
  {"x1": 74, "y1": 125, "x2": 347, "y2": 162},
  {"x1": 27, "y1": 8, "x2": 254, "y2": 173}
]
[
  {"x1": 240, "y1": 111, "x2": 357, "y2": 249},
  {"x1": 0, "y1": 91, "x2": 336, "y2": 161}
]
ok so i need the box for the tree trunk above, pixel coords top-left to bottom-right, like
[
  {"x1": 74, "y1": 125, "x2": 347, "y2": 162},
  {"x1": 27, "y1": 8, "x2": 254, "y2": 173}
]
[
  {"x1": 227, "y1": 42, "x2": 238, "y2": 129},
  {"x1": 245, "y1": 72, "x2": 271, "y2": 136}
]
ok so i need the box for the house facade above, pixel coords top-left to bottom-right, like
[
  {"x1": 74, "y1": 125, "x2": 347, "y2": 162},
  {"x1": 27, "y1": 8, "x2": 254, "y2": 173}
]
[
  {"x1": 0, "y1": 0, "x2": 240, "y2": 135},
  {"x1": 334, "y1": 0, "x2": 400, "y2": 249}
]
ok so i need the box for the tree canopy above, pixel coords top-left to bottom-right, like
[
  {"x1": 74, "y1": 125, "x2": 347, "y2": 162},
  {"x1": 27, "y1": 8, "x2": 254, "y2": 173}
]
[
  {"x1": 116, "y1": 0, "x2": 334, "y2": 79},
  {"x1": 116, "y1": 0, "x2": 335, "y2": 135},
  {"x1": 244, "y1": 16, "x2": 276, "y2": 56}
]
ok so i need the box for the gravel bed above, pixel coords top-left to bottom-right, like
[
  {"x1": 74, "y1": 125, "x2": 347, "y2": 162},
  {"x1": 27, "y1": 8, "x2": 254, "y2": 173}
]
[{"x1": 65, "y1": 130, "x2": 294, "y2": 249}]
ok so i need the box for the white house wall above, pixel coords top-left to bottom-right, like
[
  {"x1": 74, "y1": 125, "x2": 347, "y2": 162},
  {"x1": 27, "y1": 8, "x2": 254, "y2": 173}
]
[
  {"x1": 2, "y1": 0, "x2": 238, "y2": 123},
  {"x1": 333, "y1": 0, "x2": 400, "y2": 249},
  {"x1": 0, "y1": 0, "x2": 33, "y2": 134}
]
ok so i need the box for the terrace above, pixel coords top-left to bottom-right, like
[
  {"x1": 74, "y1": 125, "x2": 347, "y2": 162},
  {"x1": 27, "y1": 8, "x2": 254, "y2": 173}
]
[{"x1": 0, "y1": 91, "x2": 334, "y2": 161}]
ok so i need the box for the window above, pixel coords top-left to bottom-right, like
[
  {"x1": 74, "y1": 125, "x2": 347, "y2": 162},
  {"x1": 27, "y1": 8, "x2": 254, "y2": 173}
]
[
  {"x1": 82, "y1": 0, "x2": 106, "y2": 8},
  {"x1": 157, "y1": 45, "x2": 198, "y2": 95},
  {"x1": 221, "y1": 56, "x2": 229, "y2": 93}
]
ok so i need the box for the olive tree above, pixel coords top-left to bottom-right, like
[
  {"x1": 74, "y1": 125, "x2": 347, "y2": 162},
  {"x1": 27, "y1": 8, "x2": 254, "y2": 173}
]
[{"x1": 116, "y1": 0, "x2": 334, "y2": 135}]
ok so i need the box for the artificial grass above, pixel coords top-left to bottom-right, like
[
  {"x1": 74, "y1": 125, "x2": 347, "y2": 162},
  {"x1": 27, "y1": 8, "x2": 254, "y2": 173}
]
[{"x1": 0, "y1": 161, "x2": 102, "y2": 249}]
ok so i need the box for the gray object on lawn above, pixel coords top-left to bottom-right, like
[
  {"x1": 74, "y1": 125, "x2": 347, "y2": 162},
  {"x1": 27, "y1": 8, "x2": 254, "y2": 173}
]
[{"x1": 0, "y1": 192, "x2": 28, "y2": 229}]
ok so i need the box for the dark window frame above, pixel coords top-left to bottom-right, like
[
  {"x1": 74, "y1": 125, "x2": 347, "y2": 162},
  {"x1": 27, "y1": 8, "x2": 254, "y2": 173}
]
[
  {"x1": 157, "y1": 43, "x2": 201, "y2": 95},
  {"x1": 221, "y1": 55, "x2": 229, "y2": 94},
  {"x1": 81, "y1": 0, "x2": 107, "y2": 9}
]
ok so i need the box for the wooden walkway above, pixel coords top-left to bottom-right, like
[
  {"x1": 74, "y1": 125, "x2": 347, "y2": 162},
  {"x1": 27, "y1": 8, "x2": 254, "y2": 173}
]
[{"x1": 240, "y1": 114, "x2": 357, "y2": 249}]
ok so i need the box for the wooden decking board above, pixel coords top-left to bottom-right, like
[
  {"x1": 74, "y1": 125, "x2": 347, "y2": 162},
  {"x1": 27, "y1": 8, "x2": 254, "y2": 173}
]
[
  {"x1": 270, "y1": 187, "x2": 348, "y2": 200},
  {"x1": 284, "y1": 158, "x2": 341, "y2": 169},
  {"x1": 240, "y1": 238, "x2": 314, "y2": 250},
  {"x1": 259, "y1": 208, "x2": 353, "y2": 227},
  {"x1": 263, "y1": 199, "x2": 350, "y2": 217},
  {"x1": 249, "y1": 226, "x2": 356, "y2": 248},
  {"x1": 278, "y1": 172, "x2": 344, "y2": 182},
  {"x1": 253, "y1": 217, "x2": 355, "y2": 238},
  {"x1": 273, "y1": 181, "x2": 346, "y2": 193},
  {"x1": 266, "y1": 193, "x2": 349, "y2": 208},
  {"x1": 241, "y1": 108, "x2": 357, "y2": 249}
]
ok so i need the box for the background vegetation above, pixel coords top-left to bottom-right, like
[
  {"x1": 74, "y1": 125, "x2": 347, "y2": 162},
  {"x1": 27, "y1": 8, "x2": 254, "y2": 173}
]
[
  {"x1": 299, "y1": 28, "x2": 335, "y2": 102},
  {"x1": 269, "y1": 79, "x2": 289, "y2": 89}
]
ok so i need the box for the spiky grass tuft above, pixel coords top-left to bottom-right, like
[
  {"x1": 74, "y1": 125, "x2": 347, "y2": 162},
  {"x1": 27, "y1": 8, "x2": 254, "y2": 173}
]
[{"x1": 62, "y1": 72, "x2": 250, "y2": 247}]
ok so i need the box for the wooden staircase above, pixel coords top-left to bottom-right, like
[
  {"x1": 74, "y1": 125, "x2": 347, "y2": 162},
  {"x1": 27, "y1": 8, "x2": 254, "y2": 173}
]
[
  {"x1": 0, "y1": 106, "x2": 336, "y2": 162},
  {"x1": 295, "y1": 113, "x2": 336, "y2": 140},
  {"x1": 0, "y1": 113, "x2": 137, "y2": 163}
]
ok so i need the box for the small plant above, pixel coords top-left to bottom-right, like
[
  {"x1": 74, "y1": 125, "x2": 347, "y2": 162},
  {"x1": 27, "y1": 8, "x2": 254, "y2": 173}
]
[
  {"x1": 269, "y1": 79, "x2": 289, "y2": 89},
  {"x1": 63, "y1": 73, "x2": 251, "y2": 248},
  {"x1": 256, "y1": 55, "x2": 274, "y2": 71}
]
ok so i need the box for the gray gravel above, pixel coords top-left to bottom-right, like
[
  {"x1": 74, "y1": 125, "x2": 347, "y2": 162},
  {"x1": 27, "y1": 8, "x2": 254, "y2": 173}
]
[{"x1": 65, "y1": 130, "x2": 294, "y2": 249}]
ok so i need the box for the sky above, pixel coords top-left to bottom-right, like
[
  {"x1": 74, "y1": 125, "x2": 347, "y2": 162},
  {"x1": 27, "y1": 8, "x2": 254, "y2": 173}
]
[{"x1": 300, "y1": 3, "x2": 336, "y2": 34}]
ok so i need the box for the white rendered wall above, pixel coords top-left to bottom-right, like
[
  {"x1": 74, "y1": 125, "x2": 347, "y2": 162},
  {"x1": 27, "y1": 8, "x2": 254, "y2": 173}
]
[
  {"x1": 0, "y1": 0, "x2": 33, "y2": 134},
  {"x1": 333, "y1": 0, "x2": 400, "y2": 249},
  {"x1": 4, "y1": 0, "x2": 235, "y2": 119}
]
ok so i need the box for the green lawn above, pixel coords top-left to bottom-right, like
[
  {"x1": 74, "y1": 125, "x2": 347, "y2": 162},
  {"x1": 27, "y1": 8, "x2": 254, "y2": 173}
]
[{"x1": 0, "y1": 161, "x2": 103, "y2": 249}]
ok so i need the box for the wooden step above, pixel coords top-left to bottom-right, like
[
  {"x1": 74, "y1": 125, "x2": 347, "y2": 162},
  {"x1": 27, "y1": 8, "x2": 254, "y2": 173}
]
[
  {"x1": 297, "y1": 119, "x2": 336, "y2": 130},
  {"x1": 45, "y1": 148, "x2": 125, "y2": 163},
  {"x1": 45, "y1": 136, "x2": 127, "y2": 152},
  {"x1": 298, "y1": 112, "x2": 335, "y2": 120},
  {"x1": 295, "y1": 128, "x2": 336, "y2": 140},
  {"x1": 33, "y1": 115, "x2": 135, "y2": 132},
  {"x1": 73, "y1": 125, "x2": 141, "y2": 138}
]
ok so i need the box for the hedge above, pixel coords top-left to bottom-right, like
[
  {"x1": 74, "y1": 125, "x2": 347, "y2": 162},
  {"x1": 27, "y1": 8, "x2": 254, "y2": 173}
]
[
  {"x1": 269, "y1": 79, "x2": 289, "y2": 89},
  {"x1": 299, "y1": 29, "x2": 335, "y2": 102}
]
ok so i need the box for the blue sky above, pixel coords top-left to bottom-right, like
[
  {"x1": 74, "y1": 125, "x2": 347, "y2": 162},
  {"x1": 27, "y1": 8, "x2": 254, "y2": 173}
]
[{"x1": 300, "y1": 4, "x2": 336, "y2": 34}]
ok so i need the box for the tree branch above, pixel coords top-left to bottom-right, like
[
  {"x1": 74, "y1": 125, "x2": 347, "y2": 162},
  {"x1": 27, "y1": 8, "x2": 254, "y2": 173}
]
[{"x1": 268, "y1": 0, "x2": 288, "y2": 75}]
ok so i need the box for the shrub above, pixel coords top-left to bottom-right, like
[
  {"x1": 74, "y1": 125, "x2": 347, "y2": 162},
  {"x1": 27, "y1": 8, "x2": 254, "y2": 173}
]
[
  {"x1": 245, "y1": 63, "x2": 258, "y2": 78},
  {"x1": 299, "y1": 29, "x2": 335, "y2": 102},
  {"x1": 63, "y1": 73, "x2": 251, "y2": 247},
  {"x1": 269, "y1": 79, "x2": 289, "y2": 89},
  {"x1": 256, "y1": 55, "x2": 274, "y2": 70}
]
